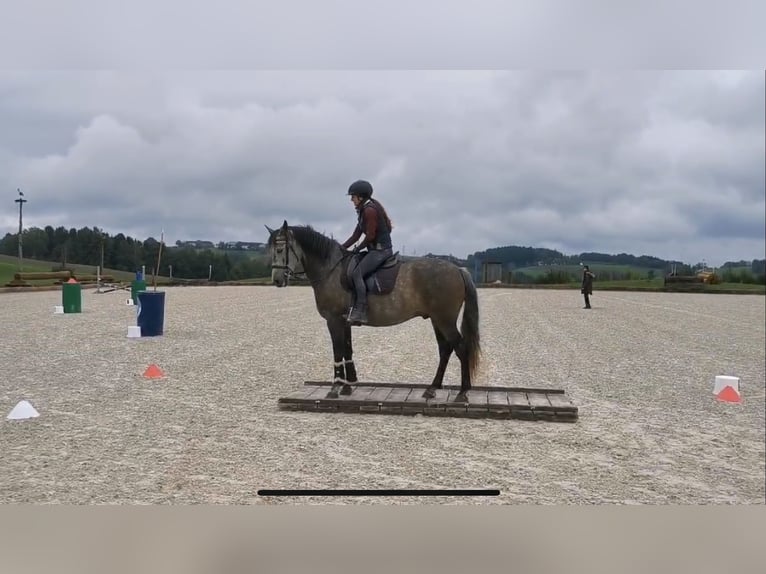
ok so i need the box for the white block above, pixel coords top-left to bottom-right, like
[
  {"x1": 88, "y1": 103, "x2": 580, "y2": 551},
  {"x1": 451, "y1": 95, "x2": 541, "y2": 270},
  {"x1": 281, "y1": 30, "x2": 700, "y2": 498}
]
[
  {"x1": 7, "y1": 400, "x2": 40, "y2": 420},
  {"x1": 714, "y1": 375, "x2": 740, "y2": 395},
  {"x1": 53, "y1": 305, "x2": 64, "y2": 314},
  {"x1": 127, "y1": 325, "x2": 142, "y2": 338},
  {"x1": 126, "y1": 298, "x2": 134, "y2": 306}
]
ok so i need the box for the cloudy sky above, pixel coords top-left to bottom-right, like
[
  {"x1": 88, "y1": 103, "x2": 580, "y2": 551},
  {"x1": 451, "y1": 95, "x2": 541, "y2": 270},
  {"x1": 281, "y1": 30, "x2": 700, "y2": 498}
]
[{"x1": 0, "y1": 69, "x2": 763, "y2": 266}]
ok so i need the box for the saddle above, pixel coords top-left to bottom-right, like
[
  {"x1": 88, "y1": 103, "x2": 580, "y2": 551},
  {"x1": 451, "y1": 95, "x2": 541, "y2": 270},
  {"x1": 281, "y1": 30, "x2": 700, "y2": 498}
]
[{"x1": 341, "y1": 251, "x2": 402, "y2": 295}]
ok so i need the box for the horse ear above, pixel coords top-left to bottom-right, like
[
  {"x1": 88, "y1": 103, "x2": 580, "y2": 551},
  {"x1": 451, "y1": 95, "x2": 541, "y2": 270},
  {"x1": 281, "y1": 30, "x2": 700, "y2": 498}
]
[
  {"x1": 264, "y1": 224, "x2": 275, "y2": 235},
  {"x1": 282, "y1": 220, "x2": 288, "y2": 230}
]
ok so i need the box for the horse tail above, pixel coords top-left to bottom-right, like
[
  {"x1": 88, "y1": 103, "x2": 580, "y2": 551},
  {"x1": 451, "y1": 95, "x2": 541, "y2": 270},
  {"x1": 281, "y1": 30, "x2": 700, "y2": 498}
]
[{"x1": 459, "y1": 267, "x2": 481, "y2": 381}]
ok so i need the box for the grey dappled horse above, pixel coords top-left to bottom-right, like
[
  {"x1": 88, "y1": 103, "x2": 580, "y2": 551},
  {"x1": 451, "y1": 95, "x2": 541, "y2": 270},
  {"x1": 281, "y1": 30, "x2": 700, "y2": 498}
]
[{"x1": 266, "y1": 221, "x2": 481, "y2": 402}]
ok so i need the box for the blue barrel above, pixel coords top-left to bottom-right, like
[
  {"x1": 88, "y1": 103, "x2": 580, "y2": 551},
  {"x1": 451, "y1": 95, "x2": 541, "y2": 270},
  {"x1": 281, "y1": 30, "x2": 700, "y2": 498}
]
[{"x1": 137, "y1": 291, "x2": 166, "y2": 337}]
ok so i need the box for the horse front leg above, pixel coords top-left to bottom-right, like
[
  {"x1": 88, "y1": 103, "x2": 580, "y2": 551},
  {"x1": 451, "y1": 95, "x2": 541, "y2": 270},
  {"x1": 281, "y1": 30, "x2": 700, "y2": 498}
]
[
  {"x1": 343, "y1": 323, "x2": 358, "y2": 384},
  {"x1": 326, "y1": 317, "x2": 353, "y2": 399}
]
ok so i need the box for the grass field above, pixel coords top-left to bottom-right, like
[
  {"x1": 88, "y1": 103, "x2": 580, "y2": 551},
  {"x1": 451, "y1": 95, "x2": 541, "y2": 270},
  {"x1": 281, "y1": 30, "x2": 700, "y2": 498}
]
[
  {"x1": 490, "y1": 278, "x2": 765, "y2": 294},
  {"x1": 0, "y1": 254, "x2": 171, "y2": 287}
]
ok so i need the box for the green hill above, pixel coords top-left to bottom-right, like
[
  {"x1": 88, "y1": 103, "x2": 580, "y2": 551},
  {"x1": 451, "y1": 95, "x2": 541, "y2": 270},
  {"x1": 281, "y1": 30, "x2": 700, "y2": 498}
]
[{"x1": 511, "y1": 262, "x2": 664, "y2": 279}]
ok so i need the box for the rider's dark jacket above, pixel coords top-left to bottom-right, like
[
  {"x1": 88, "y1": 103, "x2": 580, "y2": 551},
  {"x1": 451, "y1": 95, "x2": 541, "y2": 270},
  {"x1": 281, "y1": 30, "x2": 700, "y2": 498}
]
[{"x1": 342, "y1": 199, "x2": 392, "y2": 251}]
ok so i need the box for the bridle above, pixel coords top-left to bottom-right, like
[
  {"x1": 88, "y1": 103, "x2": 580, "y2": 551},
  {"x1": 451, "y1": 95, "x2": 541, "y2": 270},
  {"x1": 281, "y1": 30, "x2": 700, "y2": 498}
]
[
  {"x1": 271, "y1": 230, "x2": 355, "y2": 287},
  {"x1": 271, "y1": 231, "x2": 307, "y2": 283}
]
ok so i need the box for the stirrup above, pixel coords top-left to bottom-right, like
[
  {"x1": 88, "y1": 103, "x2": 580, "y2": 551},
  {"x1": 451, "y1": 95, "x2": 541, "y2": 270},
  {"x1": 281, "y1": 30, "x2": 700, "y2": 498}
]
[{"x1": 346, "y1": 305, "x2": 368, "y2": 324}]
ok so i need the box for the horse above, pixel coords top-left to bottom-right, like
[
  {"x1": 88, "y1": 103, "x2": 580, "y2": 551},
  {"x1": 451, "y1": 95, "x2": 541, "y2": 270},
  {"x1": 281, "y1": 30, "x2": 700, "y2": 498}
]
[{"x1": 265, "y1": 220, "x2": 481, "y2": 402}]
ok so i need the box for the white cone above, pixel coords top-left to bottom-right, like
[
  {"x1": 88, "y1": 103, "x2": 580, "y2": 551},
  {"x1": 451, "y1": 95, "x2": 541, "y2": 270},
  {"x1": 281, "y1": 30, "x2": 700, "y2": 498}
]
[{"x1": 7, "y1": 400, "x2": 40, "y2": 420}]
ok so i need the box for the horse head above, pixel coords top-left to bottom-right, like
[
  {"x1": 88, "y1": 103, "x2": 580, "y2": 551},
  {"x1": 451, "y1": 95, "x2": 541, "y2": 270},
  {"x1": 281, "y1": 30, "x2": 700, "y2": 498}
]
[{"x1": 265, "y1": 220, "x2": 306, "y2": 287}]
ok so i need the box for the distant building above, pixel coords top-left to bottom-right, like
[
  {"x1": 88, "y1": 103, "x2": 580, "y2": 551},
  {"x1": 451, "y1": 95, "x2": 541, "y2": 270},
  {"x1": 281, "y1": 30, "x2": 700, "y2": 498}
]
[{"x1": 481, "y1": 261, "x2": 504, "y2": 283}]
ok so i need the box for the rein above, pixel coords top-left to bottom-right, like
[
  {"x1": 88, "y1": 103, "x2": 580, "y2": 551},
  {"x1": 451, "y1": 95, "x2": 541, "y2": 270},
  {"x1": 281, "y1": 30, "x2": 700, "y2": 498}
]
[{"x1": 272, "y1": 233, "x2": 352, "y2": 288}]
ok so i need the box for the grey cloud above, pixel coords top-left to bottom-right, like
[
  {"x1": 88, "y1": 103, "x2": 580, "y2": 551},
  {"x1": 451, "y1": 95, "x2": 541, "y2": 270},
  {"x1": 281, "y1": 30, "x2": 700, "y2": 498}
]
[{"x1": 1, "y1": 70, "x2": 763, "y2": 267}]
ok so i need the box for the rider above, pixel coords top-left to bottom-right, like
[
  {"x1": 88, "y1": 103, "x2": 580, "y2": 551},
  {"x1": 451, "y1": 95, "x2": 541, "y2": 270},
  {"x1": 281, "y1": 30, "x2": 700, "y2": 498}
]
[{"x1": 340, "y1": 179, "x2": 394, "y2": 324}]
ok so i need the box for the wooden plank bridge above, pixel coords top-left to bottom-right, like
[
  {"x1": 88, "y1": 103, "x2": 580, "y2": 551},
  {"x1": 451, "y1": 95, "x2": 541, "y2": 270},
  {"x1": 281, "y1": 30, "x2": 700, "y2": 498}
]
[{"x1": 278, "y1": 381, "x2": 578, "y2": 422}]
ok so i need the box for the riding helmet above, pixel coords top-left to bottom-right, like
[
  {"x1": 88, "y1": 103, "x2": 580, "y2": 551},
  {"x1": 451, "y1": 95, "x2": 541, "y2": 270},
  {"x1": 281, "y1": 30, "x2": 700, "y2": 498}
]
[{"x1": 347, "y1": 180, "x2": 373, "y2": 198}]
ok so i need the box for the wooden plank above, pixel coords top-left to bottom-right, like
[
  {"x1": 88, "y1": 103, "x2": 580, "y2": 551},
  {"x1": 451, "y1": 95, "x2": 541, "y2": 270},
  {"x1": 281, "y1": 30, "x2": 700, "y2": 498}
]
[
  {"x1": 313, "y1": 386, "x2": 376, "y2": 412},
  {"x1": 507, "y1": 392, "x2": 530, "y2": 409},
  {"x1": 487, "y1": 391, "x2": 509, "y2": 412},
  {"x1": 364, "y1": 386, "x2": 394, "y2": 403},
  {"x1": 357, "y1": 387, "x2": 392, "y2": 412},
  {"x1": 445, "y1": 397, "x2": 469, "y2": 415},
  {"x1": 466, "y1": 390, "x2": 488, "y2": 411},
  {"x1": 546, "y1": 393, "x2": 576, "y2": 411},
  {"x1": 306, "y1": 385, "x2": 341, "y2": 411},
  {"x1": 358, "y1": 386, "x2": 393, "y2": 412},
  {"x1": 304, "y1": 381, "x2": 566, "y2": 394},
  {"x1": 441, "y1": 390, "x2": 468, "y2": 415},
  {"x1": 336, "y1": 404, "x2": 360, "y2": 414},
  {"x1": 306, "y1": 386, "x2": 334, "y2": 400},
  {"x1": 381, "y1": 387, "x2": 413, "y2": 404},
  {"x1": 527, "y1": 393, "x2": 554, "y2": 412},
  {"x1": 342, "y1": 386, "x2": 378, "y2": 403},
  {"x1": 403, "y1": 389, "x2": 429, "y2": 403},
  {"x1": 533, "y1": 410, "x2": 556, "y2": 422},
  {"x1": 402, "y1": 387, "x2": 429, "y2": 414},
  {"x1": 379, "y1": 387, "x2": 412, "y2": 413},
  {"x1": 278, "y1": 388, "x2": 320, "y2": 402},
  {"x1": 553, "y1": 412, "x2": 579, "y2": 423},
  {"x1": 278, "y1": 384, "x2": 578, "y2": 423},
  {"x1": 278, "y1": 386, "x2": 329, "y2": 411},
  {"x1": 424, "y1": 389, "x2": 451, "y2": 413}
]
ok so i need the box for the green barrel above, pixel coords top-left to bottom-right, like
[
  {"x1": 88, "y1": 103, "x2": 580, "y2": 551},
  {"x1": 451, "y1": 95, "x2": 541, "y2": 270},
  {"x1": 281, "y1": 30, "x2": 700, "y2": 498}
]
[
  {"x1": 62, "y1": 281, "x2": 82, "y2": 313},
  {"x1": 131, "y1": 279, "x2": 146, "y2": 304}
]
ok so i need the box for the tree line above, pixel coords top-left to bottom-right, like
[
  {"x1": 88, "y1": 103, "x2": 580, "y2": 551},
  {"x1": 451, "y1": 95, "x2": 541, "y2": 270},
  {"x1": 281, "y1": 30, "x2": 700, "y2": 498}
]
[
  {"x1": 0, "y1": 226, "x2": 271, "y2": 281},
  {"x1": 2, "y1": 224, "x2": 764, "y2": 284},
  {"x1": 465, "y1": 245, "x2": 684, "y2": 272},
  {"x1": 464, "y1": 245, "x2": 766, "y2": 284}
]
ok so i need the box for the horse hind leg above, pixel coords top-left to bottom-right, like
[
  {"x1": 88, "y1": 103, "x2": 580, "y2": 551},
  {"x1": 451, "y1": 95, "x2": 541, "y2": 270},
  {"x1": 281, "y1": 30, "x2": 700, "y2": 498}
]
[
  {"x1": 422, "y1": 320, "x2": 454, "y2": 399},
  {"x1": 429, "y1": 318, "x2": 470, "y2": 403}
]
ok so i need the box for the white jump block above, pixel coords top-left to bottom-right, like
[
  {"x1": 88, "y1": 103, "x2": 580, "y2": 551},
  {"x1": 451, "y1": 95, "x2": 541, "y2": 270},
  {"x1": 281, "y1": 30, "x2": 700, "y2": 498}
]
[
  {"x1": 127, "y1": 325, "x2": 141, "y2": 338},
  {"x1": 713, "y1": 375, "x2": 740, "y2": 395},
  {"x1": 126, "y1": 298, "x2": 134, "y2": 306},
  {"x1": 53, "y1": 305, "x2": 64, "y2": 314},
  {"x1": 7, "y1": 400, "x2": 40, "y2": 420}
]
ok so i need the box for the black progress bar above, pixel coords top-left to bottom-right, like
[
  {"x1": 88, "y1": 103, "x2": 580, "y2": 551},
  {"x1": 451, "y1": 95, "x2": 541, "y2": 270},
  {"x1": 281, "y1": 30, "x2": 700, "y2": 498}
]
[{"x1": 257, "y1": 489, "x2": 500, "y2": 497}]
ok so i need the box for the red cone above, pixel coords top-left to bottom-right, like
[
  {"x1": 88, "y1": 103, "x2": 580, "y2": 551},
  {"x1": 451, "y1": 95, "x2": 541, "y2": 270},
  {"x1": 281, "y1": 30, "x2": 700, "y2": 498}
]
[{"x1": 716, "y1": 385, "x2": 741, "y2": 403}]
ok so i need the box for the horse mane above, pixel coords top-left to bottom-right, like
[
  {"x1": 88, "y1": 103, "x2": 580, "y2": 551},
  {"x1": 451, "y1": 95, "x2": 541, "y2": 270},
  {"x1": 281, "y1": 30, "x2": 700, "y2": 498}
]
[{"x1": 281, "y1": 225, "x2": 341, "y2": 262}]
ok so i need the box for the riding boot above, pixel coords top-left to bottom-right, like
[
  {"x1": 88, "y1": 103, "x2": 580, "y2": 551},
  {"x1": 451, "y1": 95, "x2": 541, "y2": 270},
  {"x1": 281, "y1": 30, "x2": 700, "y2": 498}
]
[
  {"x1": 347, "y1": 279, "x2": 368, "y2": 324},
  {"x1": 347, "y1": 300, "x2": 368, "y2": 324}
]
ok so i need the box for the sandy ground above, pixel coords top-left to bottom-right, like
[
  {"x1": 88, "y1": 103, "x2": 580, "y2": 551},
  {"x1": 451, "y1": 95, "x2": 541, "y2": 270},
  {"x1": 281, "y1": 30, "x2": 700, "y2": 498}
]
[{"x1": 0, "y1": 285, "x2": 763, "y2": 504}]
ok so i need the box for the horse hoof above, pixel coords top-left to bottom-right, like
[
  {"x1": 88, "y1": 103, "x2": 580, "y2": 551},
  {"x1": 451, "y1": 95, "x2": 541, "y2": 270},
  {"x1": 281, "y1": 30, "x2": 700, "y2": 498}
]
[
  {"x1": 453, "y1": 392, "x2": 468, "y2": 403},
  {"x1": 422, "y1": 388, "x2": 436, "y2": 399},
  {"x1": 339, "y1": 384, "x2": 353, "y2": 395},
  {"x1": 326, "y1": 390, "x2": 339, "y2": 399}
]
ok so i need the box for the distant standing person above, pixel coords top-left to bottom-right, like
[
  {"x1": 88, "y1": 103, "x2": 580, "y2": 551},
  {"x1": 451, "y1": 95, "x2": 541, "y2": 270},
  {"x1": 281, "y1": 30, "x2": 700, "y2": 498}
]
[{"x1": 581, "y1": 265, "x2": 595, "y2": 309}]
